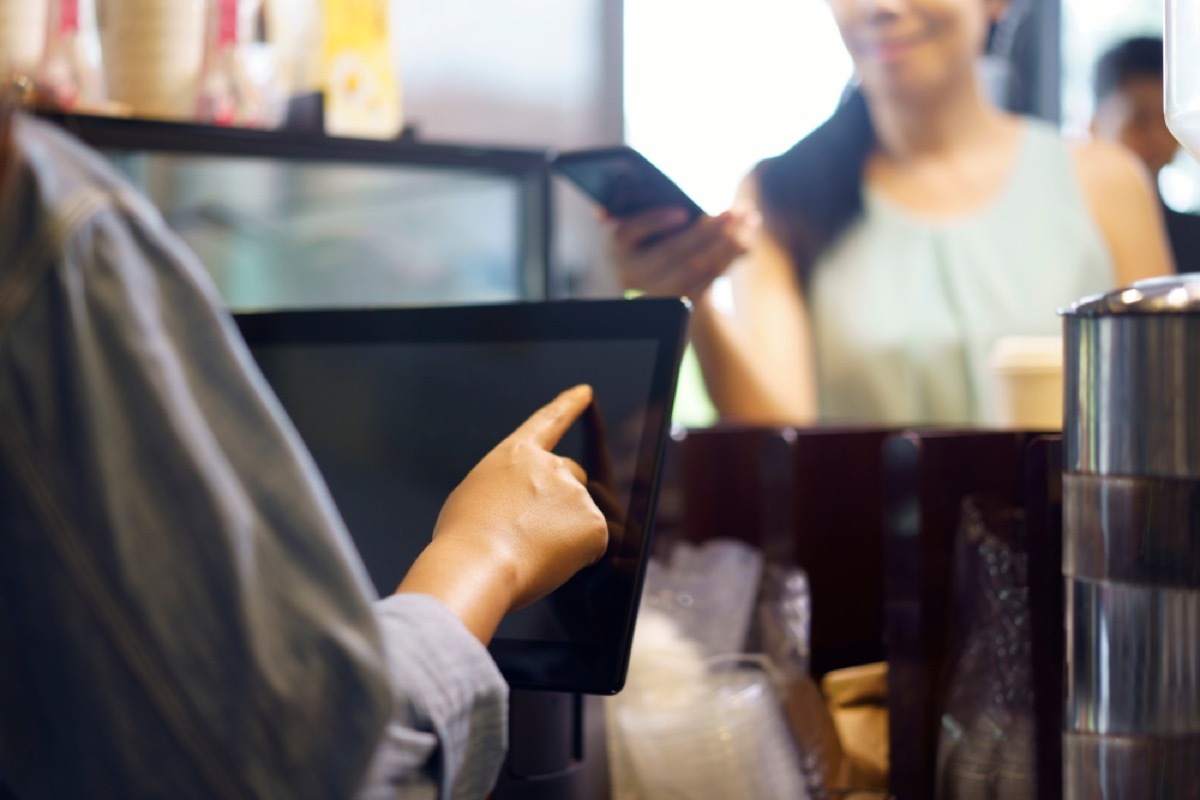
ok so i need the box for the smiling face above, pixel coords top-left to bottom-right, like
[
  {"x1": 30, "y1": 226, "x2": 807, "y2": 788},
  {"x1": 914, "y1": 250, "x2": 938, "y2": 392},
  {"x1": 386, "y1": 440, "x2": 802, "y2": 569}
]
[{"x1": 827, "y1": 0, "x2": 1008, "y2": 104}]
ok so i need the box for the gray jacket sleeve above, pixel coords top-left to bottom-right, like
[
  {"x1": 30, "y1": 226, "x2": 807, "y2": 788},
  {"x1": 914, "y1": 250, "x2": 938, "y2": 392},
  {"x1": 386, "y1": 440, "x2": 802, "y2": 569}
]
[{"x1": 362, "y1": 596, "x2": 508, "y2": 800}]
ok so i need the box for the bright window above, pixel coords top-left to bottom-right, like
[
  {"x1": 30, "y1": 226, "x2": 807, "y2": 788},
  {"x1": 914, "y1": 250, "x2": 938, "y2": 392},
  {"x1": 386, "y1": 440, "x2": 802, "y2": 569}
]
[
  {"x1": 624, "y1": 0, "x2": 853, "y2": 425},
  {"x1": 625, "y1": 1, "x2": 853, "y2": 213}
]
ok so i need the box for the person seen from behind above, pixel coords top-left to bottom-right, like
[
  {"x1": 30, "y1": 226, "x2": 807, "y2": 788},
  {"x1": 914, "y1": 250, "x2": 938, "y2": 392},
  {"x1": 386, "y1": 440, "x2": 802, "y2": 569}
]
[{"x1": 0, "y1": 103, "x2": 608, "y2": 800}]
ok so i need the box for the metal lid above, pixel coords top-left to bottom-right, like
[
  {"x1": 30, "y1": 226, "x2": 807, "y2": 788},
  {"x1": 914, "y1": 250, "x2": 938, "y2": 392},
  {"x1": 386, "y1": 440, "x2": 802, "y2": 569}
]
[{"x1": 1062, "y1": 273, "x2": 1200, "y2": 317}]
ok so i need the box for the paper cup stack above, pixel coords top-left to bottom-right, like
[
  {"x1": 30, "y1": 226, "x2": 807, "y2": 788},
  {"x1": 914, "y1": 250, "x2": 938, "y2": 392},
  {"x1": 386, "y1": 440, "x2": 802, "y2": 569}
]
[
  {"x1": 100, "y1": 0, "x2": 205, "y2": 120},
  {"x1": 0, "y1": 0, "x2": 49, "y2": 76}
]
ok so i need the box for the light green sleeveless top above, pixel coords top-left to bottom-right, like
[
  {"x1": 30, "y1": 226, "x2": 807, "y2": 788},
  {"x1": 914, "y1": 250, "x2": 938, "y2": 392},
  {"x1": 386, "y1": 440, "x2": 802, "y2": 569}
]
[{"x1": 810, "y1": 120, "x2": 1114, "y2": 426}]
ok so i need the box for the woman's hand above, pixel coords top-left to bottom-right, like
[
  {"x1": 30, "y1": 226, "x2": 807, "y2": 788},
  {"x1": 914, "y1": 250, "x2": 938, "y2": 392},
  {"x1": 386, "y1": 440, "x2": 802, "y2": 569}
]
[
  {"x1": 607, "y1": 207, "x2": 757, "y2": 299},
  {"x1": 397, "y1": 385, "x2": 609, "y2": 643}
]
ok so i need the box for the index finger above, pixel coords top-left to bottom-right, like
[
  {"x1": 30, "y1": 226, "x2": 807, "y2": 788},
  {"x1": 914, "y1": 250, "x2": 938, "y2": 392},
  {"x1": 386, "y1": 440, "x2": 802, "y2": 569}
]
[{"x1": 514, "y1": 384, "x2": 594, "y2": 450}]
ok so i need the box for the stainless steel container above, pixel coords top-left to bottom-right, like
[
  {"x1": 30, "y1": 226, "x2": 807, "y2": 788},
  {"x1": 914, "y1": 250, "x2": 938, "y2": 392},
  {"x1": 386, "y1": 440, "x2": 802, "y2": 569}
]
[{"x1": 1061, "y1": 274, "x2": 1200, "y2": 797}]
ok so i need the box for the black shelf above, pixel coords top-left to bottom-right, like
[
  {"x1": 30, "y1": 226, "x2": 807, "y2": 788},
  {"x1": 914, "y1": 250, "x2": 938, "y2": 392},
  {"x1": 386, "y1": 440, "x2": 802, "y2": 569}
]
[
  {"x1": 37, "y1": 110, "x2": 553, "y2": 301},
  {"x1": 37, "y1": 110, "x2": 551, "y2": 173}
]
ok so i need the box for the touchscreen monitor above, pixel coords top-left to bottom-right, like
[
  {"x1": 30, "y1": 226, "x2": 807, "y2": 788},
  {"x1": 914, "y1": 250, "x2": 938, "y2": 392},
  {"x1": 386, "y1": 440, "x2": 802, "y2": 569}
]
[{"x1": 235, "y1": 298, "x2": 690, "y2": 694}]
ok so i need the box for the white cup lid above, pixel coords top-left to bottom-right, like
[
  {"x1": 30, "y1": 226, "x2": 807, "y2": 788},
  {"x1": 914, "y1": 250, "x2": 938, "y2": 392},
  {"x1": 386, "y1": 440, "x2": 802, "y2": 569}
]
[{"x1": 988, "y1": 335, "x2": 1063, "y2": 372}]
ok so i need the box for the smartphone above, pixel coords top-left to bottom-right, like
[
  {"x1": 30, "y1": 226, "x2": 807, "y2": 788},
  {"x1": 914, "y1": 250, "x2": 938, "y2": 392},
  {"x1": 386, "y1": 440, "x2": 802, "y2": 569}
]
[{"x1": 550, "y1": 146, "x2": 705, "y2": 223}]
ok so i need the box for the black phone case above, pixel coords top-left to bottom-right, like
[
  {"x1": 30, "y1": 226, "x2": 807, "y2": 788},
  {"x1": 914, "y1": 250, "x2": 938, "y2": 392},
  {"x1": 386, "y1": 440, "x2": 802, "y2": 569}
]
[{"x1": 551, "y1": 146, "x2": 704, "y2": 221}]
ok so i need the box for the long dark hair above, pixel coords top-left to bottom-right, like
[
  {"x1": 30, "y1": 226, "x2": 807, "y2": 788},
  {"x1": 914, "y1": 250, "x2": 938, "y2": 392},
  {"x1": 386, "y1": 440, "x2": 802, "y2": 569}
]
[{"x1": 754, "y1": 86, "x2": 875, "y2": 287}]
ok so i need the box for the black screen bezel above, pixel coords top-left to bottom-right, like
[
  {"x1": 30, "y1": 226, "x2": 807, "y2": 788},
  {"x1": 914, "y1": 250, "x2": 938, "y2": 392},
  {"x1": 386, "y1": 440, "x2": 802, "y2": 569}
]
[{"x1": 234, "y1": 298, "x2": 690, "y2": 694}]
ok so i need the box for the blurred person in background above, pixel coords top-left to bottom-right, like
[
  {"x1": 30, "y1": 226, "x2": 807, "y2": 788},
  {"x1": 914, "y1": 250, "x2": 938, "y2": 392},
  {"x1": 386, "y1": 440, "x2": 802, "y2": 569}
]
[
  {"x1": 1091, "y1": 34, "x2": 1200, "y2": 271},
  {"x1": 608, "y1": 0, "x2": 1173, "y2": 427}
]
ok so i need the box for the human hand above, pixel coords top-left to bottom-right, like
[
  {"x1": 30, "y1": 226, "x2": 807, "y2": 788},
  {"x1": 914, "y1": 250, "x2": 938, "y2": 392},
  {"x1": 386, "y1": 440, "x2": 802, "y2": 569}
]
[
  {"x1": 398, "y1": 385, "x2": 609, "y2": 641},
  {"x1": 606, "y1": 207, "x2": 757, "y2": 299},
  {"x1": 579, "y1": 398, "x2": 628, "y2": 554}
]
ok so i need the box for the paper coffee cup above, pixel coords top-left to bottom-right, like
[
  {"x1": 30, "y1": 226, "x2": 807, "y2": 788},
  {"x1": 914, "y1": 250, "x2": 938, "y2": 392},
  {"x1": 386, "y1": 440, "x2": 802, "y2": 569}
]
[
  {"x1": 99, "y1": 0, "x2": 205, "y2": 120},
  {"x1": 988, "y1": 335, "x2": 1064, "y2": 430},
  {"x1": 0, "y1": 0, "x2": 49, "y2": 75}
]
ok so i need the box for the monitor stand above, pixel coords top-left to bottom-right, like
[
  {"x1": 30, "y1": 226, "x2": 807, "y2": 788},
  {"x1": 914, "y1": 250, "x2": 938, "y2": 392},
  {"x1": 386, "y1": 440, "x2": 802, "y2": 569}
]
[{"x1": 490, "y1": 690, "x2": 611, "y2": 800}]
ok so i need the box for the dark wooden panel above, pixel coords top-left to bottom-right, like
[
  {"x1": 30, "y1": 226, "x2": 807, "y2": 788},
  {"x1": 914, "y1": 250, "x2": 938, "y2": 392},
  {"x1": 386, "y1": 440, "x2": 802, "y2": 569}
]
[
  {"x1": 662, "y1": 426, "x2": 1066, "y2": 800},
  {"x1": 790, "y1": 428, "x2": 891, "y2": 677},
  {"x1": 668, "y1": 425, "x2": 891, "y2": 679},
  {"x1": 882, "y1": 429, "x2": 1062, "y2": 800},
  {"x1": 1024, "y1": 435, "x2": 1064, "y2": 800}
]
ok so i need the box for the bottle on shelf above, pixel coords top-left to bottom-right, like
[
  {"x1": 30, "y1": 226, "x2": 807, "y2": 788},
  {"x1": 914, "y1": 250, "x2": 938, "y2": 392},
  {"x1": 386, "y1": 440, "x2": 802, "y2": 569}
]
[
  {"x1": 319, "y1": 0, "x2": 403, "y2": 139},
  {"x1": 35, "y1": 0, "x2": 104, "y2": 111},
  {"x1": 0, "y1": 0, "x2": 49, "y2": 84},
  {"x1": 195, "y1": 0, "x2": 266, "y2": 126}
]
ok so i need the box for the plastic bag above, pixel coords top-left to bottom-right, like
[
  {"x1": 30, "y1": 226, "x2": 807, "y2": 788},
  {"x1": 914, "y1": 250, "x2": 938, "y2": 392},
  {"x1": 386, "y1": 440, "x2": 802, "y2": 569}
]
[{"x1": 935, "y1": 495, "x2": 1035, "y2": 800}]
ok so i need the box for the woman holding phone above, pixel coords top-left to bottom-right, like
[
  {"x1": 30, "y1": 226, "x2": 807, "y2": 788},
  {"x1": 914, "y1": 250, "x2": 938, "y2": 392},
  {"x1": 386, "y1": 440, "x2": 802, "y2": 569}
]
[{"x1": 608, "y1": 0, "x2": 1173, "y2": 427}]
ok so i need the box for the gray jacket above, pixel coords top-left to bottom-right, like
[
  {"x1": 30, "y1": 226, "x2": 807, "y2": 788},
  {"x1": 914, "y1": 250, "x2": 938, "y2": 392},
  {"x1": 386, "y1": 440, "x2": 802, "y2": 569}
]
[{"x1": 0, "y1": 114, "x2": 506, "y2": 800}]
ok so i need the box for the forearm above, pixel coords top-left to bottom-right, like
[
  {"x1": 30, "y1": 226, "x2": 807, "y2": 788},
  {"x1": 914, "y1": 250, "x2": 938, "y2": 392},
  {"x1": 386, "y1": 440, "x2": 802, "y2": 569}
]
[
  {"x1": 396, "y1": 536, "x2": 518, "y2": 646},
  {"x1": 688, "y1": 291, "x2": 818, "y2": 425}
]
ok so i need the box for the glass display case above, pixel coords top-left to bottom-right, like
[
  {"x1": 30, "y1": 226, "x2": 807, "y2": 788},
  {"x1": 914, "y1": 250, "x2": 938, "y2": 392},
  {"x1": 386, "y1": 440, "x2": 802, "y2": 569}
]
[{"x1": 42, "y1": 112, "x2": 551, "y2": 311}]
